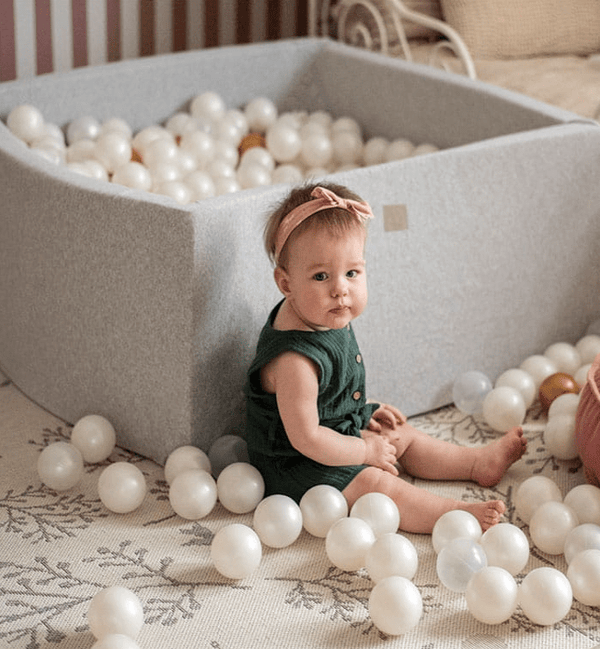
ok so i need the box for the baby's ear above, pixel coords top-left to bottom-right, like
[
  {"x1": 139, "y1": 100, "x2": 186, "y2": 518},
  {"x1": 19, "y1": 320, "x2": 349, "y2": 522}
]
[{"x1": 274, "y1": 266, "x2": 291, "y2": 296}]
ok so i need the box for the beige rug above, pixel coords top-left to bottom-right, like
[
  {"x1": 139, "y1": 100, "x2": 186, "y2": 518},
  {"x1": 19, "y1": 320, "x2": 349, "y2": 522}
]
[{"x1": 1, "y1": 370, "x2": 599, "y2": 649}]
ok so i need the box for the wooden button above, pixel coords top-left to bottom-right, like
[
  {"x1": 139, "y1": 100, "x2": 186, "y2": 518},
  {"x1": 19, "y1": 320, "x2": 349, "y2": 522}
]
[
  {"x1": 352, "y1": 391, "x2": 361, "y2": 400},
  {"x1": 356, "y1": 354, "x2": 362, "y2": 363}
]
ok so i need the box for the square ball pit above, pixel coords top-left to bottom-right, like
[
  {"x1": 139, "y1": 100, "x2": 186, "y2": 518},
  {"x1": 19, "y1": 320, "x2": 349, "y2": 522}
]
[{"x1": 1, "y1": 38, "x2": 600, "y2": 464}]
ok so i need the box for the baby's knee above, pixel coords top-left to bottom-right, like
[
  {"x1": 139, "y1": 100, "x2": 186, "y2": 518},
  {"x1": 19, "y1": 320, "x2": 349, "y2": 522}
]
[{"x1": 343, "y1": 466, "x2": 389, "y2": 506}]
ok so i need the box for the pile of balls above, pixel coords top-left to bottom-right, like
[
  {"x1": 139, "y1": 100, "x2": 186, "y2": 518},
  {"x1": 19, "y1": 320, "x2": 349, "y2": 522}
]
[
  {"x1": 4, "y1": 94, "x2": 439, "y2": 204},
  {"x1": 434, "y1": 475, "x2": 600, "y2": 629},
  {"x1": 452, "y1": 321, "x2": 600, "y2": 461}
]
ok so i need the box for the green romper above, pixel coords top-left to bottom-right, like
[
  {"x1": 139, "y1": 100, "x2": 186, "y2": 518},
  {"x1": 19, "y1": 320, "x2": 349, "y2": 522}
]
[{"x1": 244, "y1": 300, "x2": 379, "y2": 502}]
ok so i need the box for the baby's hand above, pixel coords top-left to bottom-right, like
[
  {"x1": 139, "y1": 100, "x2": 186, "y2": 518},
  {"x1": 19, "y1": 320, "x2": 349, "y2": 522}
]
[
  {"x1": 363, "y1": 434, "x2": 399, "y2": 475},
  {"x1": 367, "y1": 404, "x2": 407, "y2": 432}
]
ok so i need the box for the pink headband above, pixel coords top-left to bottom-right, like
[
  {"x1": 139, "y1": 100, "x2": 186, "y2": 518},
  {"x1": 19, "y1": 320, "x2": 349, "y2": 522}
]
[{"x1": 274, "y1": 186, "x2": 374, "y2": 262}]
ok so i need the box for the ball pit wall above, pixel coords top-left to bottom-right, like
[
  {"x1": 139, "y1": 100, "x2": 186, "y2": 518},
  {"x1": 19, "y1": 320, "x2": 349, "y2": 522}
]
[{"x1": 1, "y1": 38, "x2": 599, "y2": 463}]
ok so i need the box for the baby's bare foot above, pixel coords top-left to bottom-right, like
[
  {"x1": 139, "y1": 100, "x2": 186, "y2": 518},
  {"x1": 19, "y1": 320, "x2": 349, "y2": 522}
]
[
  {"x1": 461, "y1": 500, "x2": 506, "y2": 531},
  {"x1": 471, "y1": 427, "x2": 527, "y2": 487}
]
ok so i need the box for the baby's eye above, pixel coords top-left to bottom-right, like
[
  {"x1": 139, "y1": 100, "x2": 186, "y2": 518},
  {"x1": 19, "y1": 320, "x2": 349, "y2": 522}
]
[
  {"x1": 346, "y1": 270, "x2": 359, "y2": 278},
  {"x1": 313, "y1": 272, "x2": 328, "y2": 282}
]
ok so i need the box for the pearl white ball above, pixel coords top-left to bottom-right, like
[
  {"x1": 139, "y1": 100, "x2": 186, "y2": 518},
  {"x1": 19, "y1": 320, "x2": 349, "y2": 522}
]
[
  {"x1": 94, "y1": 132, "x2": 132, "y2": 174},
  {"x1": 495, "y1": 368, "x2": 537, "y2": 409},
  {"x1": 236, "y1": 162, "x2": 271, "y2": 189},
  {"x1": 153, "y1": 180, "x2": 191, "y2": 204},
  {"x1": 80, "y1": 160, "x2": 109, "y2": 182},
  {"x1": 142, "y1": 137, "x2": 178, "y2": 168},
  {"x1": 548, "y1": 392, "x2": 580, "y2": 419},
  {"x1": 216, "y1": 462, "x2": 265, "y2": 514},
  {"x1": 149, "y1": 162, "x2": 180, "y2": 186},
  {"x1": 576, "y1": 334, "x2": 600, "y2": 365},
  {"x1": 544, "y1": 413, "x2": 578, "y2": 460},
  {"x1": 67, "y1": 115, "x2": 101, "y2": 144},
  {"x1": 514, "y1": 475, "x2": 563, "y2": 524},
  {"x1": 272, "y1": 164, "x2": 304, "y2": 185},
  {"x1": 567, "y1": 548, "x2": 600, "y2": 605},
  {"x1": 177, "y1": 149, "x2": 198, "y2": 176},
  {"x1": 564, "y1": 484, "x2": 600, "y2": 525},
  {"x1": 431, "y1": 509, "x2": 482, "y2": 554},
  {"x1": 332, "y1": 130, "x2": 363, "y2": 165},
  {"x1": 92, "y1": 634, "x2": 140, "y2": 649},
  {"x1": 265, "y1": 123, "x2": 302, "y2": 163},
  {"x1": 518, "y1": 567, "x2": 572, "y2": 626},
  {"x1": 67, "y1": 139, "x2": 96, "y2": 163},
  {"x1": 207, "y1": 434, "x2": 249, "y2": 478},
  {"x1": 350, "y1": 492, "x2": 400, "y2": 537},
  {"x1": 206, "y1": 158, "x2": 236, "y2": 181},
  {"x1": 480, "y1": 523, "x2": 530, "y2": 575},
  {"x1": 575, "y1": 363, "x2": 591, "y2": 388},
  {"x1": 131, "y1": 126, "x2": 171, "y2": 157},
  {"x1": 190, "y1": 91, "x2": 226, "y2": 122},
  {"x1": 365, "y1": 532, "x2": 418, "y2": 583},
  {"x1": 101, "y1": 118, "x2": 133, "y2": 140},
  {"x1": 239, "y1": 146, "x2": 275, "y2": 172},
  {"x1": 7, "y1": 104, "x2": 46, "y2": 143},
  {"x1": 564, "y1": 523, "x2": 600, "y2": 564},
  {"x1": 363, "y1": 137, "x2": 389, "y2": 166},
  {"x1": 325, "y1": 517, "x2": 375, "y2": 571},
  {"x1": 212, "y1": 140, "x2": 239, "y2": 168},
  {"x1": 70, "y1": 414, "x2": 116, "y2": 463},
  {"x1": 385, "y1": 138, "x2": 414, "y2": 162},
  {"x1": 300, "y1": 132, "x2": 333, "y2": 168},
  {"x1": 88, "y1": 586, "x2": 144, "y2": 640},
  {"x1": 214, "y1": 176, "x2": 241, "y2": 195},
  {"x1": 368, "y1": 576, "x2": 422, "y2": 636},
  {"x1": 482, "y1": 386, "x2": 526, "y2": 432},
  {"x1": 520, "y1": 355, "x2": 558, "y2": 391},
  {"x1": 37, "y1": 442, "x2": 84, "y2": 491},
  {"x1": 412, "y1": 142, "x2": 439, "y2": 156},
  {"x1": 211, "y1": 523, "x2": 262, "y2": 580},
  {"x1": 436, "y1": 538, "x2": 487, "y2": 592},
  {"x1": 168, "y1": 469, "x2": 217, "y2": 520},
  {"x1": 111, "y1": 162, "x2": 152, "y2": 192},
  {"x1": 465, "y1": 566, "x2": 518, "y2": 624},
  {"x1": 184, "y1": 170, "x2": 216, "y2": 201},
  {"x1": 299, "y1": 484, "x2": 348, "y2": 537},
  {"x1": 97, "y1": 462, "x2": 147, "y2": 514},
  {"x1": 244, "y1": 97, "x2": 278, "y2": 132},
  {"x1": 252, "y1": 494, "x2": 303, "y2": 548},
  {"x1": 164, "y1": 445, "x2": 211, "y2": 485},
  {"x1": 165, "y1": 111, "x2": 195, "y2": 137},
  {"x1": 544, "y1": 342, "x2": 582, "y2": 376},
  {"x1": 529, "y1": 500, "x2": 579, "y2": 555}
]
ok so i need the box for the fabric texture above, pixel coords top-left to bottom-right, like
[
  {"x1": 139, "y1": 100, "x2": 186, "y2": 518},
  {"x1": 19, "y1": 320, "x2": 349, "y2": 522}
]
[
  {"x1": 440, "y1": 0, "x2": 600, "y2": 59},
  {"x1": 245, "y1": 301, "x2": 377, "y2": 501}
]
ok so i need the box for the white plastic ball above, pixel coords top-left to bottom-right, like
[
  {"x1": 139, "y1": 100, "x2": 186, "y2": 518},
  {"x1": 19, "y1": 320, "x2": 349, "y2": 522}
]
[
  {"x1": 431, "y1": 509, "x2": 482, "y2": 553},
  {"x1": 165, "y1": 111, "x2": 195, "y2": 137},
  {"x1": 548, "y1": 392, "x2": 580, "y2": 419},
  {"x1": 495, "y1": 368, "x2": 537, "y2": 409},
  {"x1": 236, "y1": 162, "x2": 271, "y2": 189},
  {"x1": 566, "y1": 548, "x2": 600, "y2": 605},
  {"x1": 332, "y1": 116, "x2": 361, "y2": 135},
  {"x1": 213, "y1": 119, "x2": 243, "y2": 146},
  {"x1": 482, "y1": 386, "x2": 526, "y2": 432},
  {"x1": 111, "y1": 162, "x2": 152, "y2": 191},
  {"x1": 325, "y1": 517, "x2": 375, "y2": 571},
  {"x1": 564, "y1": 523, "x2": 600, "y2": 564},
  {"x1": 411, "y1": 142, "x2": 439, "y2": 156},
  {"x1": 37, "y1": 442, "x2": 84, "y2": 491},
  {"x1": 265, "y1": 123, "x2": 302, "y2": 163},
  {"x1": 177, "y1": 149, "x2": 198, "y2": 176},
  {"x1": 168, "y1": 469, "x2": 217, "y2": 520},
  {"x1": 153, "y1": 180, "x2": 191, "y2": 204},
  {"x1": 332, "y1": 129, "x2": 363, "y2": 165},
  {"x1": 272, "y1": 164, "x2": 304, "y2": 185},
  {"x1": 239, "y1": 146, "x2": 275, "y2": 172},
  {"x1": 252, "y1": 494, "x2": 303, "y2": 548},
  {"x1": 149, "y1": 162, "x2": 180, "y2": 186},
  {"x1": 7, "y1": 104, "x2": 46, "y2": 143},
  {"x1": 452, "y1": 370, "x2": 492, "y2": 415},
  {"x1": 300, "y1": 132, "x2": 333, "y2": 168},
  {"x1": 384, "y1": 138, "x2": 414, "y2": 162},
  {"x1": 216, "y1": 462, "x2": 265, "y2": 514},
  {"x1": 368, "y1": 576, "x2": 422, "y2": 636},
  {"x1": 101, "y1": 118, "x2": 133, "y2": 139},
  {"x1": 41, "y1": 122, "x2": 65, "y2": 144},
  {"x1": 223, "y1": 109, "x2": 248, "y2": 137},
  {"x1": 70, "y1": 414, "x2": 116, "y2": 463},
  {"x1": 518, "y1": 567, "x2": 572, "y2": 626},
  {"x1": 206, "y1": 158, "x2": 236, "y2": 181},
  {"x1": 67, "y1": 115, "x2": 101, "y2": 144},
  {"x1": 142, "y1": 137, "x2": 178, "y2": 167},
  {"x1": 365, "y1": 532, "x2": 418, "y2": 583},
  {"x1": 87, "y1": 585, "x2": 144, "y2": 640},
  {"x1": 576, "y1": 334, "x2": 600, "y2": 365},
  {"x1": 97, "y1": 462, "x2": 147, "y2": 514},
  {"x1": 190, "y1": 91, "x2": 226, "y2": 122},
  {"x1": 436, "y1": 538, "x2": 487, "y2": 592},
  {"x1": 67, "y1": 161, "x2": 96, "y2": 178},
  {"x1": 31, "y1": 145, "x2": 63, "y2": 165},
  {"x1": 92, "y1": 634, "x2": 140, "y2": 649},
  {"x1": 180, "y1": 130, "x2": 215, "y2": 168},
  {"x1": 244, "y1": 97, "x2": 278, "y2": 132},
  {"x1": 544, "y1": 413, "x2": 578, "y2": 460},
  {"x1": 480, "y1": 523, "x2": 530, "y2": 575},
  {"x1": 67, "y1": 139, "x2": 96, "y2": 163},
  {"x1": 164, "y1": 445, "x2": 211, "y2": 485},
  {"x1": 308, "y1": 110, "x2": 333, "y2": 128},
  {"x1": 211, "y1": 523, "x2": 262, "y2": 580},
  {"x1": 575, "y1": 363, "x2": 591, "y2": 389},
  {"x1": 214, "y1": 176, "x2": 241, "y2": 195},
  {"x1": 131, "y1": 126, "x2": 171, "y2": 156},
  {"x1": 514, "y1": 475, "x2": 562, "y2": 524},
  {"x1": 80, "y1": 160, "x2": 110, "y2": 182},
  {"x1": 520, "y1": 354, "x2": 558, "y2": 391},
  {"x1": 529, "y1": 500, "x2": 579, "y2": 555},
  {"x1": 207, "y1": 434, "x2": 249, "y2": 477},
  {"x1": 544, "y1": 342, "x2": 581, "y2": 376},
  {"x1": 349, "y1": 492, "x2": 400, "y2": 537},
  {"x1": 184, "y1": 170, "x2": 216, "y2": 201},
  {"x1": 299, "y1": 484, "x2": 348, "y2": 537},
  {"x1": 465, "y1": 566, "x2": 518, "y2": 624},
  {"x1": 94, "y1": 132, "x2": 132, "y2": 174},
  {"x1": 564, "y1": 484, "x2": 600, "y2": 525},
  {"x1": 362, "y1": 136, "x2": 389, "y2": 166},
  {"x1": 212, "y1": 139, "x2": 239, "y2": 167}
]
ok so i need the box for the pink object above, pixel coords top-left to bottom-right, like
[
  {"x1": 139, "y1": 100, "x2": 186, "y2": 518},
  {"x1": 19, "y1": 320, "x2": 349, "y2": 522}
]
[{"x1": 575, "y1": 353, "x2": 600, "y2": 486}]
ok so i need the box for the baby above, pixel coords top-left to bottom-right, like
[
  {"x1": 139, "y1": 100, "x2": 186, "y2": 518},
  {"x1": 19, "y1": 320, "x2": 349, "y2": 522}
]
[{"x1": 245, "y1": 181, "x2": 527, "y2": 534}]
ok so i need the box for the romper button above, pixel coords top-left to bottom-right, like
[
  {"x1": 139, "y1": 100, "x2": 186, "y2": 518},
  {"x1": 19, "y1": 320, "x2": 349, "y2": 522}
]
[
  {"x1": 356, "y1": 354, "x2": 362, "y2": 363},
  {"x1": 353, "y1": 391, "x2": 361, "y2": 400}
]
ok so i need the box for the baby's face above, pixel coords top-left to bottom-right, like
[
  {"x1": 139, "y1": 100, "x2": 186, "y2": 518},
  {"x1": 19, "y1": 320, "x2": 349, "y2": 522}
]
[{"x1": 281, "y1": 227, "x2": 368, "y2": 330}]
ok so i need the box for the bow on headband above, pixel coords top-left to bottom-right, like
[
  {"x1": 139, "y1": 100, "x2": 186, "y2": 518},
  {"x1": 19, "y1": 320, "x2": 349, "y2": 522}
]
[{"x1": 273, "y1": 186, "x2": 374, "y2": 262}]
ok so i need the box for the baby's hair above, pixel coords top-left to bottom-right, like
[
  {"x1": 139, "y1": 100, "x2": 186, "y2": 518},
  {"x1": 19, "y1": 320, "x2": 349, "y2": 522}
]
[{"x1": 264, "y1": 181, "x2": 368, "y2": 268}]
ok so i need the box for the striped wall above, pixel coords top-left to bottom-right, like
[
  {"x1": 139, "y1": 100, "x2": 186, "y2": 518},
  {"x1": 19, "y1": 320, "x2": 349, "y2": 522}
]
[{"x1": 0, "y1": 0, "x2": 311, "y2": 82}]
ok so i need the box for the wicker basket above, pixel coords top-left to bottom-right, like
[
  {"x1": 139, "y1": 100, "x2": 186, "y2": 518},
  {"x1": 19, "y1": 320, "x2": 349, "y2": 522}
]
[{"x1": 575, "y1": 353, "x2": 600, "y2": 486}]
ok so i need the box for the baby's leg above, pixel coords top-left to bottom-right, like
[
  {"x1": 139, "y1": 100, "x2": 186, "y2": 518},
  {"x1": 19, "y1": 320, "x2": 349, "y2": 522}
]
[
  {"x1": 343, "y1": 466, "x2": 505, "y2": 534},
  {"x1": 380, "y1": 421, "x2": 526, "y2": 488}
]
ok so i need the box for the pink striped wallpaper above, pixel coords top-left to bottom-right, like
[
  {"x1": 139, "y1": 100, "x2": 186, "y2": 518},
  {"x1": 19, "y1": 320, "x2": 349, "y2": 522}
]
[{"x1": 0, "y1": 0, "x2": 310, "y2": 83}]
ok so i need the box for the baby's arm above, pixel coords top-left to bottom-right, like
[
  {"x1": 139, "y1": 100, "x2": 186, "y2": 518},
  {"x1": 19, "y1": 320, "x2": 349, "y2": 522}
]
[{"x1": 266, "y1": 351, "x2": 398, "y2": 475}]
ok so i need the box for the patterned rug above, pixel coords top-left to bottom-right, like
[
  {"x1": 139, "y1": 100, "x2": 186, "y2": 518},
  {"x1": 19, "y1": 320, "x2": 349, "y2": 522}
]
[{"x1": 1, "y1": 369, "x2": 599, "y2": 649}]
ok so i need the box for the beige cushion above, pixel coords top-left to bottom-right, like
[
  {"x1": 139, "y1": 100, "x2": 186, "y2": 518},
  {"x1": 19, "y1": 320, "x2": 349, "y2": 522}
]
[
  {"x1": 403, "y1": 0, "x2": 444, "y2": 39},
  {"x1": 440, "y1": 0, "x2": 600, "y2": 59}
]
